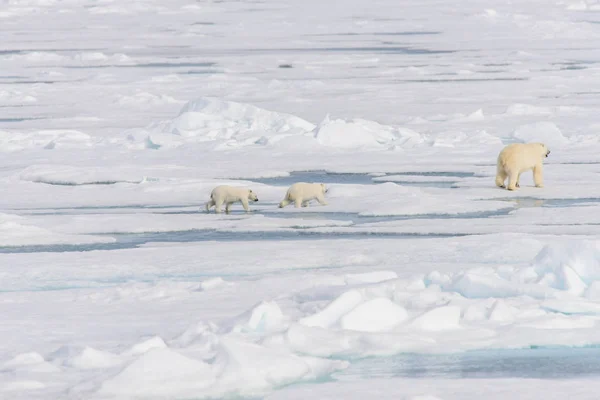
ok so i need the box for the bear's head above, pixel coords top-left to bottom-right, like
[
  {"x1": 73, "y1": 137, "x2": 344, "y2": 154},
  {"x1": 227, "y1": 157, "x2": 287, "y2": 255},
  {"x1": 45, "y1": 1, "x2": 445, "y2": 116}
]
[
  {"x1": 538, "y1": 143, "x2": 551, "y2": 158},
  {"x1": 247, "y1": 189, "x2": 259, "y2": 202},
  {"x1": 321, "y1": 183, "x2": 328, "y2": 194}
]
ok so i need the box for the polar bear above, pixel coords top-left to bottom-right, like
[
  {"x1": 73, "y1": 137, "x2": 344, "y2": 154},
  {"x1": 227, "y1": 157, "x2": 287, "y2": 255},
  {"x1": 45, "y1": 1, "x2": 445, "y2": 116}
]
[
  {"x1": 205, "y1": 185, "x2": 259, "y2": 213},
  {"x1": 495, "y1": 142, "x2": 550, "y2": 191},
  {"x1": 278, "y1": 182, "x2": 328, "y2": 208}
]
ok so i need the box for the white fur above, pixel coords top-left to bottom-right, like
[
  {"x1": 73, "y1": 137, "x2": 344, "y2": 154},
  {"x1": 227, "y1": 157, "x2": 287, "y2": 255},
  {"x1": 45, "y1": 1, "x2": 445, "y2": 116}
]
[
  {"x1": 205, "y1": 185, "x2": 259, "y2": 213},
  {"x1": 495, "y1": 142, "x2": 550, "y2": 191},
  {"x1": 278, "y1": 182, "x2": 328, "y2": 208}
]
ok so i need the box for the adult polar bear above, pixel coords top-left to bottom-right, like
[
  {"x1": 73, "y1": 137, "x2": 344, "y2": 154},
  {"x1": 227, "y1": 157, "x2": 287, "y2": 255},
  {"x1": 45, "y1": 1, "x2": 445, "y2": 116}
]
[
  {"x1": 279, "y1": 182, "x2": 328, "y2": 208},
  {"x1": 206, "y1": 185, "x2": 258, "y2": 213},
  {"x1": 495, "y1": 142, "x2": 550, "y2": 191}
]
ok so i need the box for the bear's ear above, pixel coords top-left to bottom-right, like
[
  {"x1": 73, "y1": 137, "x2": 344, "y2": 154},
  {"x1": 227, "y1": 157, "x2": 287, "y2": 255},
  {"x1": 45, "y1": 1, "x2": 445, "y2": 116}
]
[{"x1": 249, "y1": 190, "x2": 253, "y2": 193}]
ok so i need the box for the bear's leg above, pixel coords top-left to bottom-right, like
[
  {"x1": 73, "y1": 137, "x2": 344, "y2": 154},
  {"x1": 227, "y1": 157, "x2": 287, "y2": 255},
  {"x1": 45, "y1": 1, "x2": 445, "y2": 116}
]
[
  {"x1": 294, "y1": 198, "x2": 303, "y2": 208},
  {"x1": 507, "y1": 171, "x2": 519, "y2": 191},
  {"x1": 241, "y1": 199, "x2": 250, "y2": 212},
  {"x1": 302, "y1": 200, "x2": 310, "y2": 208},
  {"x1": 205, "y1": 199, "x2": 215, "y2": 212},
  {"x1": 225, "y1": 202, "x2": 233, "y2": 214},
  {"x1": 495, "y1": 165, "x2": 507, "y2": 188},
  {"x1": 316, "y1": 194, "x2": 328, "y2": 206},
  {"x1": 214, "y1": 199, "x2": 224, "y2": 213},
  {"x1": 533, "y1": 164, "x2": 544, "y2": 188},
  {"x1": 278, "y1": 199, "x2": 290, "y2": 208},
  {"x1": 516, "y1": 172, "x2": 522, "y2": 188}
]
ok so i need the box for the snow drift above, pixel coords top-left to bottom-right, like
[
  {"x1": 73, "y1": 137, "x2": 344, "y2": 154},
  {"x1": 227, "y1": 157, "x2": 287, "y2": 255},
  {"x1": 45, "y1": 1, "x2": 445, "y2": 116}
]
[
  {"x1": 144, "y1": 97, "x2": 316, "y2": 148},
  {"x1": 132, "y1": 97, "x2": 433, "y2": 150}
]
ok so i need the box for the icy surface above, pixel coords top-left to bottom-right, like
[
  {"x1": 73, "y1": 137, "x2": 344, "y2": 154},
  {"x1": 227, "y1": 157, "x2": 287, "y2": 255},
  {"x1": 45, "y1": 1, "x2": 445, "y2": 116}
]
[{"x1": 3, "y1": 0, "x2": 600, "y2": 398}]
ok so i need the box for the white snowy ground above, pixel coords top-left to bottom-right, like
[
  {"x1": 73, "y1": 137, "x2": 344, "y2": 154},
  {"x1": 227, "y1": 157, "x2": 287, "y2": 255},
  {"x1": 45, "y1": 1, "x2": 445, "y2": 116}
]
[{"x1": 3, "y1": 0, "x2": 600, "y2": 398}]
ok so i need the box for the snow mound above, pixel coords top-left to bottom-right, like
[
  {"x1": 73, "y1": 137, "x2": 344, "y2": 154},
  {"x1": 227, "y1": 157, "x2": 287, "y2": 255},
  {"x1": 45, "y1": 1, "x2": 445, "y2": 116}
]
[
  {"x1": 0, "y1": 90, "x2": 37, "y2": 104},
  {"x1": 4, "y1": 51, "x2": 63, "y2": 62},
  {"x1": 88, "y1": 3, "x2": 168, "y2": 15},
  {"x1": 96, "y1": 339, "x2": 346, "y2": 399},
  {"x1": 148, "y1": 97, "x2": 315, "y2": 147},
  {"x1": 511, "y1": 122, "x2": 569, "y2": 147},
  {"x1": 450, "y1": 108, "x2": 485, "y2": 122},
  {"x1": 3, "y1": 352, "x2": 45, "y2": 368},
  {"x1": 446, "y1": 241, "x2": 600, "y2": 300},
  {"x1": 432, "y1": 130, "x2": 502, "y2": 147},
  {"x1": 4, "y1": 51, "x2": 134, "y2": 65},
  {"x1": 340, "y1": 298, "x2": 408, "y2": 332},
  {"x1": 71, "y1": 52, "x2": 134, "y2": 65},
  {"x1": 344, "y1": 271, "x2": 398, "y2": 285},
  {"x1": 488, "y1": 300, "x2": 517, "y2": 323},
  {"x1": 409, "y1": 306, "x2": 462, "y2": 331},
  {"x1": 136, "y1": 98, "x2": 436, "y2": 150},
  {"x1": 133, "y1": 98, "x2": 521, "y2": 151},
  {"x1": 214, "y1": 337, "x2": 347, "y2": 396},
  {"x1": 299, "y1": 289, "x2": 364, "y2": 329},
  {"x1": 170, "y1": 321, "x2": 219, "y2": 349},
  {"x1": 1, "y1": 380, "x2": 46, "y2": 392},
  {"x1": 0, "y1": 130, "x2": 94, "y2": 152},
  {"x1": 116, "y1": 92, "x2": 183, "y2": 107},
  {"x1": 66, "y1": 346, "x2": 121, "y2": 370},
  {"x1": 314, "y1": 116, "x2": 425, "y2": 149},
  {"x1": 124, "y1": 336, "x2": 168, "y2": 356},
  {"x1": 98, "y1": 348, "x2": 215, "y2": 398},
  {"x1": 505, "y1": 103, "x2": 552, "y2": 116},
  {"x1": 19, "y1": 164, "x2": 144, "y2": 185},
  {"x1": 532, "y1": 240, "x2": 600, "y2": 295},
  {"x1": 0, "y1": 213, "x2": 115, "y2": 247},
  {"x1": 200, "y1": 277, "x2": 231, "y2": 291},
  {"x1": 2, "y1": 352, "x2": 60, "y2": 373},
  {"x1": 230, "y1": 301, "x2": 288, "y2": 334},
  {"x1": 406, "y1": 396, "x2": 444, "y2": 400},
  {"x1": 449, "y1": 270, "x2": 525, "y2": 299}
]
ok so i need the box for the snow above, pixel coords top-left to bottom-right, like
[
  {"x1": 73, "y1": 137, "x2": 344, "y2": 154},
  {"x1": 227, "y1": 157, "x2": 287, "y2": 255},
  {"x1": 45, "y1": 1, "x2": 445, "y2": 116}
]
[
  {"x1": 96, "y1": 348, "x2": 216, "y2": 398},
  {"x1": 0, "y1": 130, "x2": 94, "y2": 152},
  {"x1": 91, "y1": 336, "x2": 347, "y2": 399},
  {"x1": 410, "y1": 306, "x2": 462, "y2": 332},
  {"x1": 299, "y1": 289, "x2": 364, "y2": 329},
  {"x1": 267, "y1": 377, "x2": 600, "y2": 400},
  {"x1": 66, "y1": 346, "x2": 121, "y2": 370},
  {"x1": 142, "y1": 96, "x2": 316, "y2": 149},
  {"x1": 314, "y1": 116, "x2": 425, "y2": 149},
  {"x1": 512, "y1": 121, "x2": 569, "y2": 147},
  {"x1": 340, "y1": 298, "x2": 409, "y2": 332},
  {"x1": 0, "y1": 213, "x2": 114, "y2": 247},
  {"x1": 4, "y1": 0, "x2": 600, "y2": 398}
]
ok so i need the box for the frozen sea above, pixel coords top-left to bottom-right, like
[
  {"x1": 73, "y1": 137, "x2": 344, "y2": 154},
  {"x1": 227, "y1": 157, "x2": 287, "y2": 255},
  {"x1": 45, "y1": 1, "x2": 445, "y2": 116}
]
[{"x1": 3, "y1": 0, "x2": 600, "y2": 399}]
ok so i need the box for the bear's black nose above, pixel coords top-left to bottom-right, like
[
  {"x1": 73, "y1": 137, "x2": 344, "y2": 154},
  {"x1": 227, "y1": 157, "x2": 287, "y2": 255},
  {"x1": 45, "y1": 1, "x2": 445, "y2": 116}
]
[{"x1": 254, "y1": 198, "x2": 259, "y2": 202}]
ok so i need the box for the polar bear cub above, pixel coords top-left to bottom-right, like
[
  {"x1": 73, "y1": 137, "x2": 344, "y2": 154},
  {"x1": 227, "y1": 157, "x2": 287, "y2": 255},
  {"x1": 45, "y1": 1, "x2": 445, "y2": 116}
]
[
  {"x1": 279, "y1": 182, "x2": 328, "y2": 208},
  {"x1": 495, "y1": 142, "x2": 550, "y2": 191},
  {"x1": 205, "y1": 185, "x2": 258, "y2": 213}
]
